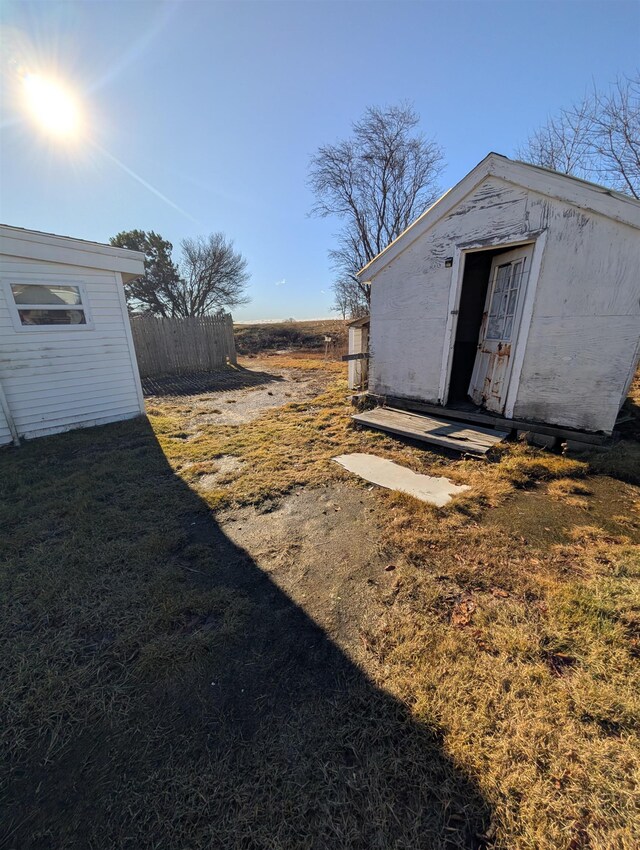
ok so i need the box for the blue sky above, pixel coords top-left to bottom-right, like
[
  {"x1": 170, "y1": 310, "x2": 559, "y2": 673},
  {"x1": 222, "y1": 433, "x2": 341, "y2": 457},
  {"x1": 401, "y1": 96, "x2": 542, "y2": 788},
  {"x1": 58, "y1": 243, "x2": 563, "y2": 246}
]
[{"x1": 1, "y1": 0, "x2": 638, "y2": 321}]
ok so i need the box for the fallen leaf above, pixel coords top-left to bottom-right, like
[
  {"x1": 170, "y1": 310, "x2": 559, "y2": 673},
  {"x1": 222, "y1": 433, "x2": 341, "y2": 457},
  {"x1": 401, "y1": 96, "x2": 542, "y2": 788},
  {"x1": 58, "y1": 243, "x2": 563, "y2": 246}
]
[{"x1": 451, "y1": 598, "x2": 476, "y2": 627}]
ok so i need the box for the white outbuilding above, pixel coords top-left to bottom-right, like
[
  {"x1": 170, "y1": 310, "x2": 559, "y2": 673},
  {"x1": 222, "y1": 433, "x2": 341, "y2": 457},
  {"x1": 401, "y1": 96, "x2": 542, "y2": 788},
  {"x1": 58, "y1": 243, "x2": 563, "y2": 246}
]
[
  {"x1": 0, "y1": 225, "x2": 146, "y2": 446},
  {"x1": 353, "y1": 154, "x2": 640, "y2": 445}
]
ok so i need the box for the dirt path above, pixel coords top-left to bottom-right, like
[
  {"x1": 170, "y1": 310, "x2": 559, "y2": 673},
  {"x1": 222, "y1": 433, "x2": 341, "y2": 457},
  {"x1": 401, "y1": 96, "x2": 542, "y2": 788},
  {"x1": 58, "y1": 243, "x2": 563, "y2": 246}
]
[
  {"x1": 146, "y1": 357, "x2": 330, "y2": 426},
  {"x1": 219, "y1": 481, "x2": 400, "y2": 660},
  {"x1": 150, "y1": 358, "x2": 395, "y2": 657}
]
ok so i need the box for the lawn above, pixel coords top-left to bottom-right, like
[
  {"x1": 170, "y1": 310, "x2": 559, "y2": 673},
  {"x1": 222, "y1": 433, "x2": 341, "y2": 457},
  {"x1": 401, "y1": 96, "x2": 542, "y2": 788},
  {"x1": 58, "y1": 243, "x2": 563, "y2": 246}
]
[{"x1": 1, "y1": 356, "x2": 639, "y2": 849}]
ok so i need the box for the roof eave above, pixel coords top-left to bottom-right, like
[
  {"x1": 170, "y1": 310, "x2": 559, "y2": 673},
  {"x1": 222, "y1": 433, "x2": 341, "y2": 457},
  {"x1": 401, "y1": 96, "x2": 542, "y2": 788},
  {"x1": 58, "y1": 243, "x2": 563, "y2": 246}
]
[
  {"x1": 356, "y1": 153, "x2": 498, "y2": 280},
  {"x1": 0, "y1": 224, "x2": 146, "y2": 278},
  {"x1": 357, "y1": 153, "x2": 640, "y2": 281}
]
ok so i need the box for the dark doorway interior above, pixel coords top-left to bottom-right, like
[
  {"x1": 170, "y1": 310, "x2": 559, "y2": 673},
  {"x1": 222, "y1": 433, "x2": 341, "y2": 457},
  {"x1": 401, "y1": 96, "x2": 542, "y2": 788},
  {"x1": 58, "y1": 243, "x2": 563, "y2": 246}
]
[{"x1": 447, "y1": 247, "x2": 508, "y2": 406}]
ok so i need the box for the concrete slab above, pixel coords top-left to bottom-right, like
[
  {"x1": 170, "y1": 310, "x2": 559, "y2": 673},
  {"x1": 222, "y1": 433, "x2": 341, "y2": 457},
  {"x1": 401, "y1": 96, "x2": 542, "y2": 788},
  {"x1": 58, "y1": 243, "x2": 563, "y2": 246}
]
[{"x1": 333, "y1": 453, "x2": 470, "y2": 507}]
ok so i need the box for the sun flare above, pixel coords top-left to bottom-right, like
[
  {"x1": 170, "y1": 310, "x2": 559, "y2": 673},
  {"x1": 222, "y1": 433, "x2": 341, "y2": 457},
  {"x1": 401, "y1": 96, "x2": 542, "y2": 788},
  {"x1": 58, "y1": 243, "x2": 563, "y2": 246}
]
[{"x1": 22, "y1": 74, "x2": 81, "y2": 138}]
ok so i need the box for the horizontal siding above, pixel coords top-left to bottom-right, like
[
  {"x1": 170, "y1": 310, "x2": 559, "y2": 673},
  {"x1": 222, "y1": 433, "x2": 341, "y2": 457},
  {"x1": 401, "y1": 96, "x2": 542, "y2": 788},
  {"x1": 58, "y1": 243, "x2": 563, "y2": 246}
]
[
  {"x1": 5, "y1": 374, "x2": 140, "y2": 405},
  {"x1": 0, "y1": 262, "x2": 143, "y2": 440},
  {"x1": 369, "y1": 176, "x2": 640, "y2": 433},
  {"x1": 514, "y1": 314, "x2": 638, "y2": 433},
  {"x1": 13, "y1": 395, "x2": 140, "y2": 427},
  {"x1": 0, "y1": 345, "x2": 129, "y2": 368},
  {"x1": 3, "y1": 321, "x2": 134, "y2": 335},
  {"x1": 22, "y1": 409, "x2": 142, "y2": 441},
  {"x1": 0, "y1": 333, "x2": 127, "y2": 352}
]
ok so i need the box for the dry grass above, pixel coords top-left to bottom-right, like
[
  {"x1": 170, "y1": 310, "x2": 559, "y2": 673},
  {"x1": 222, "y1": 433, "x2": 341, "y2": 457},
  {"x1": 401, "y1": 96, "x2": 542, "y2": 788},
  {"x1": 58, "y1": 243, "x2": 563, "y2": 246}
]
[
  {"x1": 234, "y1": 318, "x2": 347, "y2": 355},
  {"x1": 150, "y1": 357, "x2": 640, "y2": 848},
  {"x1": 2, "y1": 356, "x2": 640, "y2": 849}
]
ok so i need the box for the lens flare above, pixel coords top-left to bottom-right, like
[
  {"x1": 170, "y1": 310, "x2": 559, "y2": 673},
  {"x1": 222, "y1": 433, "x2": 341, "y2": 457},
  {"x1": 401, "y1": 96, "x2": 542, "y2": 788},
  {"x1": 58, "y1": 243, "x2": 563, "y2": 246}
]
[{"x1": 22, "y1": 73, "x2": 81, "y2": 137}]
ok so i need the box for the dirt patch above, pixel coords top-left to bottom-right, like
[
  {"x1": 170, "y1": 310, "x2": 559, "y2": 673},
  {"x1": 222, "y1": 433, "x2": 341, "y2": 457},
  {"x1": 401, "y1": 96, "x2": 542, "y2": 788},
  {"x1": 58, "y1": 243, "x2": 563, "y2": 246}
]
[
  {"x1": 197, "y1": 455, "x2": 245, "y2": 490},
  {"x1": 218, "y1": 482, "x2": 397, "y2": 656},
  {"x1": 153, "y1": 360, "x2": 328, "y2": 428},
  {"x1": 192, "y1": 378, "x2": 317, "y2": 425}
]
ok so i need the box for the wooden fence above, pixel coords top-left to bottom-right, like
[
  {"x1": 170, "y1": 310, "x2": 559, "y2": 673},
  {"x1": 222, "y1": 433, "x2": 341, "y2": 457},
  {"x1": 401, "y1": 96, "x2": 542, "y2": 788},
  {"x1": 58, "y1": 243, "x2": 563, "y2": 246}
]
[{"x1": 130, "y1": 314, "x2": 237, "y2": 378}]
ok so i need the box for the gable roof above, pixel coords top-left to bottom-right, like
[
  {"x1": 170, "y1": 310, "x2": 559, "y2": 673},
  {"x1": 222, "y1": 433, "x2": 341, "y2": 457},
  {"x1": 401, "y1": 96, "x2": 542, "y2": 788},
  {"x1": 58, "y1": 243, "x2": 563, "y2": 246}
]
[
  {"x1": 0, "y1": 224, "x2": 145, "y2": 282},
  {"x1": 357, "y1": 153, "x2": 640, "y2": 280}
]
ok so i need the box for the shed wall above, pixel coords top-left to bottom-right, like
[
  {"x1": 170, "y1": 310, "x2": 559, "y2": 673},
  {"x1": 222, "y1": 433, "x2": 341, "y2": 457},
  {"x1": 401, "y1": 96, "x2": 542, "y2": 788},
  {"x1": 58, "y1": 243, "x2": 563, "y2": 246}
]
[
  {"x1": 369, "y1": 177, "x2": 534, "y2": 401},
  {"x1": 368, "y1": 176, "x2": 640, "y2": 433},
  {"x1": 0, "y1": 256, "x2": 144, "y2": 444},
  {"x1": 513, "y1": 213, "x2": 640, "y2": 432}
]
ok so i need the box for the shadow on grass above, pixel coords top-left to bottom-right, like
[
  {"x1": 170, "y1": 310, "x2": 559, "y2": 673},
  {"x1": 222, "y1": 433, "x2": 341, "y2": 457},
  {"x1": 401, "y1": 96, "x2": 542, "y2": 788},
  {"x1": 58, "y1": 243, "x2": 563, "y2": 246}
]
[
  {"x1": 0, "y1": 418, "x2": 492, "y2": 850},
  {"x1": 141, "y1": 365, "x2": 284, "y2": 398}
]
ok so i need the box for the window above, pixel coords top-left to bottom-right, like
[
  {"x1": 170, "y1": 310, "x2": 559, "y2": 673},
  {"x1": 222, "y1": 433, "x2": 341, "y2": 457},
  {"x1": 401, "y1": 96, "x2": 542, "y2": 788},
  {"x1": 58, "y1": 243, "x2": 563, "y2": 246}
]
[
  {"x1": 7, "y1": 283, "x2": 92, "y2": 329},
  {"x1": 485, "y1": 258, "x2": 527, "y2": 341}
]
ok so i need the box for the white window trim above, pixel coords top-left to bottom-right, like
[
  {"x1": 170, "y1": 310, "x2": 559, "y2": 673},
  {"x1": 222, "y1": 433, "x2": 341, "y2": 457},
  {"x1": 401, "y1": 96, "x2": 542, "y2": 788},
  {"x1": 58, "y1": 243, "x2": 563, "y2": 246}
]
[{"x1": 3, "y1": 280, "x2": 95, "y2": 332}]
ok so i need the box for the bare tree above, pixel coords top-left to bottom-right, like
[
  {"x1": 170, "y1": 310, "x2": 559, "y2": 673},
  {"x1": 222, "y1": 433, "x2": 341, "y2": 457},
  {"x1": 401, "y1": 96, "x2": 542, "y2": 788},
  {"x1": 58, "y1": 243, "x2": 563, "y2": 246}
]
[
  {"x1": 111, "y1": 230, "x2": 250, "y2": 317},
  {"x1": 332, "y1": 279, "x2": 350, "y2": 321},
  {"x1": 517, "y1": 73, "x2": 639, "y2": 199},
  {"x1": 309, "y1": 103, "x2": 445, "y2": 315},
  {"x1": 177, "y1": 233, "x2": 250, "y2": 317},
  {"x1": 590, "y1": 75, "x2": 640, "y2": 198},
  {"x1": 516, "y1": 96, "x2": 595, "y2": 177},
  {"x1": 332, "y1": 277, "x2": 369, "y2": 320}
]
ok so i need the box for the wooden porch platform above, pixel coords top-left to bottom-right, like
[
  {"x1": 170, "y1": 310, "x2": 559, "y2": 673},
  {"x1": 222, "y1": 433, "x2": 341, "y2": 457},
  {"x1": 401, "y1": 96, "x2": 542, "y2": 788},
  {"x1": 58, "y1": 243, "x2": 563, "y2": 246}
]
[{"x1": 352, "y1": 407, "x2": 510, "y2": 455}]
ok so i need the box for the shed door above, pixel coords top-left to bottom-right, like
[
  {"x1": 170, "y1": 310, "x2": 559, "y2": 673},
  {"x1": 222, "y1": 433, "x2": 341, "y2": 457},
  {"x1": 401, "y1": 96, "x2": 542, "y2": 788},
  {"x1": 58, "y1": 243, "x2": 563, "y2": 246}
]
[{"x1": 469, "y1": 246, "x2": 531, "y2": 413}]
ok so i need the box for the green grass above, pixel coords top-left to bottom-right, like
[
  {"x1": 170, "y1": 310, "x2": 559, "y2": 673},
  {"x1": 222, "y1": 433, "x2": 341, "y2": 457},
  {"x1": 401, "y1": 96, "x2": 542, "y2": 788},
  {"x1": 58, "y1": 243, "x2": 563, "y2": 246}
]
[{"x1": 2, "y1": 358, "x2": 640, "y2": 849}]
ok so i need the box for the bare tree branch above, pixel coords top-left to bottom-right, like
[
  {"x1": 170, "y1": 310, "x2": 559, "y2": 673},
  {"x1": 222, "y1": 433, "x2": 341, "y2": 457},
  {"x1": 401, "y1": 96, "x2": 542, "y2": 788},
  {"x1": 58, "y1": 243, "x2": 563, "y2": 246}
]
[
  {"x1": 111, "y1": 230, "x2": 251, "y2": 317},
  {"x1": 517, "y1": 73, "x2": 639, "y2": 199},
  {"x1": 179, "y1": 234, "x2": 251, "y2": 317},
  {"x1": 309, "y1": 102, "x2": 445, "y2": 316}
]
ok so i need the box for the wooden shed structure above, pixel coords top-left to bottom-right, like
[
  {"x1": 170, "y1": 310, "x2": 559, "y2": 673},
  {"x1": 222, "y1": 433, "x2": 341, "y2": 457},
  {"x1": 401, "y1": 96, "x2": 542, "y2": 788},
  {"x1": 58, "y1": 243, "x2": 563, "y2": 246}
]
[
  {"x1": 353, "y1": 154, "x2": 640, "y2": 442},
  {"x1": 0, "y1": 225, "x2": 145, "y2": 445}
]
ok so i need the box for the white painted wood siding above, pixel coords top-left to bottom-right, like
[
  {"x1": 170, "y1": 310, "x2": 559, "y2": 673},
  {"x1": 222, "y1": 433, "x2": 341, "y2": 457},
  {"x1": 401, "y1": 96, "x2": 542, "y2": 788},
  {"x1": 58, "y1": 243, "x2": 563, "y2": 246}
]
[
  {"x1": 369, "y1": 177, "x2": 533, "y2": 402},
  {"x1": 512, "y1": 211, "x2": 640, "y2": 433},
  {"x1": 368, "y1": 176, "x2": 640, "y2": 434},
  {"x1": 0, "y1": 257, "x2": 144, "y2": 443}
]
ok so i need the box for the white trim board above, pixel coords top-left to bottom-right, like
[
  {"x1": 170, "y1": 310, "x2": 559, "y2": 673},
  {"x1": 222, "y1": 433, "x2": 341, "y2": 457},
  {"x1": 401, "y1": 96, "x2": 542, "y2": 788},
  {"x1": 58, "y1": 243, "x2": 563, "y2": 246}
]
[
  {"x1": 0, "y1": 225, "x2": 145, "y2": 280},
  {"x1": 114, "y1": 271, "x2": 145, "y2": 414}
]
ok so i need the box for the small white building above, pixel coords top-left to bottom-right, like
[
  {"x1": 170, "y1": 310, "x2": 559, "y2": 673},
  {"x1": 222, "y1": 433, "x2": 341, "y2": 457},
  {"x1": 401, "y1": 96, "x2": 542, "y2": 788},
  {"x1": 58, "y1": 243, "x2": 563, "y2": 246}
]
[
  {"x1": 0, "y1": 225, "x2": 145, "y2": 446},
  {"x1": 355, "y1": 154, "x2": 640, "y2": 438}
]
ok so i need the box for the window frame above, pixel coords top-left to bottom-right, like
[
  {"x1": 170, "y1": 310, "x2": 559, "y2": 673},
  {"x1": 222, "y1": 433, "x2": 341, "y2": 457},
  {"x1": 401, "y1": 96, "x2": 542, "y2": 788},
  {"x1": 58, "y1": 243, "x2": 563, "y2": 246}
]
[
  {"x1": 484, "y1": 257, "x2": 527, "y2": 342},
  {"x1": 4, "y1": 280, "x2": 95, "y2": 332}
]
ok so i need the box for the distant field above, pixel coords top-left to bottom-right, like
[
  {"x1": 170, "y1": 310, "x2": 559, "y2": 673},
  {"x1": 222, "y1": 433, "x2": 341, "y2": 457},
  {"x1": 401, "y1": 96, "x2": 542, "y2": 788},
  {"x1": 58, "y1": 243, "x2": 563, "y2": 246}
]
[{"x1": 234, "y1": 318, "x2": 347, "y2": 356}]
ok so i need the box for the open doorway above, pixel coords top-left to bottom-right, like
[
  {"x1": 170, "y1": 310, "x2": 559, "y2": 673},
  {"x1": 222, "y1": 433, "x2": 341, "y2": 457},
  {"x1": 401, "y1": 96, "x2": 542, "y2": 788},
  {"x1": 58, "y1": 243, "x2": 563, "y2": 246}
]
[{"x1": 447, "y1": 244, "x2": 532, "y2": 413}]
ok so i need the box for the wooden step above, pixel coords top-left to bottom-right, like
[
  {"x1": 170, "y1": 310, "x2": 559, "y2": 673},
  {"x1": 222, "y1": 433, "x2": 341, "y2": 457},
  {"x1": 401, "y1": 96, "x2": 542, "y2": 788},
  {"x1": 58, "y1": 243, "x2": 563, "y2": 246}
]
[{"x1": 352, "y1": 407, "x2": 510, "y2": 455}]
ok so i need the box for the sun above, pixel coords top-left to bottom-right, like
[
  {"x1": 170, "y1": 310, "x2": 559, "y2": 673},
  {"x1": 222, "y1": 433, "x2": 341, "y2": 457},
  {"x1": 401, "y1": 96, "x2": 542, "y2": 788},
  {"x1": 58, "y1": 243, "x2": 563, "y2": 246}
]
[{"x1": 22, "y1": 74, "x2": 81, "y2": 138}]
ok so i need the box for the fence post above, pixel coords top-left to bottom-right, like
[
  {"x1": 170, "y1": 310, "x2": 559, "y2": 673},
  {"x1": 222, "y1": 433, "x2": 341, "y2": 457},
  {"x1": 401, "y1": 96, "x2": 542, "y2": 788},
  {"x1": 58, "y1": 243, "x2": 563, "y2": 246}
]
[{"x1": 227, "y1": 314, "x2": 238, "y2": 365}]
